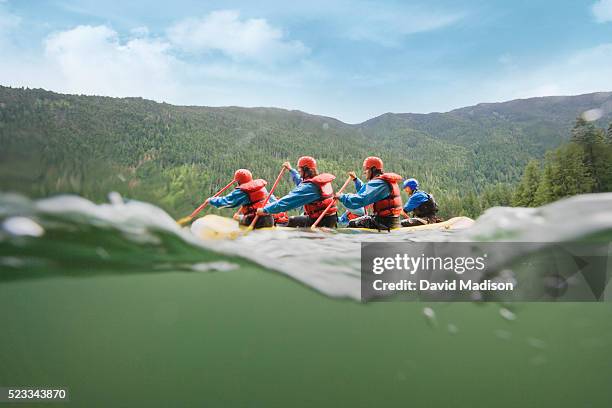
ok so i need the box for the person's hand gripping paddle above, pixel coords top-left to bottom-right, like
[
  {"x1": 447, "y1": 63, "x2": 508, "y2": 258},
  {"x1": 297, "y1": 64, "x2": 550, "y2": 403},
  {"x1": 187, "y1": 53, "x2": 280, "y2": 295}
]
[{"x1": 176, "y1": 179, "x2": 236, "y2": 226}]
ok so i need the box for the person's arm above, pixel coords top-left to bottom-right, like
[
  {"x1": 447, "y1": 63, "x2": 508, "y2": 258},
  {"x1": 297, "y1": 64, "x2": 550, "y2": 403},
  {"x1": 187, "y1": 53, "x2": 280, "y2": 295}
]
[
  {"x1": 232, "y1": 207, "x2": 244, "y2": 220},
  {"x1": 262, "y1": 183, "x2": 320, "y2": 214},
  {"x1": 403, "y1": 196, "x2": 415, "y2": 213},
  {"x1": 403, "y1": 192, "x2": 429, "y2": 212},
  {"x1": 339, "y1": 180, "x2": 390, "y2": 210},
  {"x1": 208, "y1": 189, "x2": 249, "y2": 208},
  {"x1": 354, "y1": 177, "x2": 363, "y2": 191},
  {"x1": 338, "y1": 211, "x2": 349, "y2": 225},
  {"x1": 289, "y1": 168, "x2": 302, "y2": 186},
  {"x1": 347, "y1": 171, "x2": 363, "y2": 191}
]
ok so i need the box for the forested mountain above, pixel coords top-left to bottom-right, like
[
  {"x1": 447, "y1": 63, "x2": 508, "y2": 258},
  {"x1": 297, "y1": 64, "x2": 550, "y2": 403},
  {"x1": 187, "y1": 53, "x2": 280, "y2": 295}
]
[{"x1": 1, "y1": 85, "x2": 611, "y2": 218}]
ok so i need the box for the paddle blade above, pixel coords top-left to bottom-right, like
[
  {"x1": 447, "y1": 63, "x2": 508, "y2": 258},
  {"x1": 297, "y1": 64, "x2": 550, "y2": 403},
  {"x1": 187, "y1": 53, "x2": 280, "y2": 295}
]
[{"x1": 177, "y1": 216, "x2": 193, "y2": 226}]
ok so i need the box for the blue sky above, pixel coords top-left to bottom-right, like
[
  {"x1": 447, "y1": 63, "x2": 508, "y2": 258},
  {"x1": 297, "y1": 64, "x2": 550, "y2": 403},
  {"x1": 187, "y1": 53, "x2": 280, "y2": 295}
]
[{"x1": 2, "y1": 0, "x2": 612, "y2": 123}]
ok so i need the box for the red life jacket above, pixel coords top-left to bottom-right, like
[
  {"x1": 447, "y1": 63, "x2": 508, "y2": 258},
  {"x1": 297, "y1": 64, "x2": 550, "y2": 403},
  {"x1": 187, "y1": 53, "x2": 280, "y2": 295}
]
[
  {"x1": 237, "y1": 179, "x2": 288, "y2": 222},
  {"x1": 372, "y1": 173, "x2": 403, "y2": 217},
  {"x1": 273, "y1": 212, "x2": 289, "y2": 224},
  {"x1": 237, "y1": 179, "x2": 268, "y2": 217},
  {"x1": 347, "y1": 211, "x2": 361, "y2": 220},
  {"x1": 302, "y1": 173, "x2": 337, "y2": 219}
]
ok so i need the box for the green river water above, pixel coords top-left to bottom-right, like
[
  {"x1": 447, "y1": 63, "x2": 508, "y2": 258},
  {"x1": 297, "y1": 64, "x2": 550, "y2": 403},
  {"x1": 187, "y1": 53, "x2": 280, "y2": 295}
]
[{"x1": 1, "y1": 193, "x2": 611, "y2": 407}]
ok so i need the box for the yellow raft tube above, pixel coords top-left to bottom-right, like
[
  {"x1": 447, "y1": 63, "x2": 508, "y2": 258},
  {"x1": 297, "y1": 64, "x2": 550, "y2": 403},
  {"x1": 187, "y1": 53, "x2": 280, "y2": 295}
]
[{"x1": 190, "y1": 214, "x2": 474, "y2": 240}]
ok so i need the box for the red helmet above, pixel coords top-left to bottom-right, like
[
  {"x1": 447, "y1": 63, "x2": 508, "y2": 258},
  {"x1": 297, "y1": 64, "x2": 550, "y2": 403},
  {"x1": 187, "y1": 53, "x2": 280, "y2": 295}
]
[
  {"x1": 363, "y1": 156, "x2": 383, "y2": 171},
  {"x1": 234, "y1": 169, "x2": 253, "y2": 184},
  {"x1": 297, "y1": 156, "x2": 317, "y2": 170}
]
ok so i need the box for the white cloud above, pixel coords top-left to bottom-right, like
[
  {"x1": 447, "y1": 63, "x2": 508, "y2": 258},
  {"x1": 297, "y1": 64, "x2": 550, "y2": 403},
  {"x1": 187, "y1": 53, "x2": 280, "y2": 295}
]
[
  {"x1": 167, "y1": 10, "x2": 308, "y2": 62},
  {"x1": 592, "y1": 0, "x2": 612, "y2": 23},
  {"x1": 0, "y1": 20, "x2": 326, "y2": 119},
  {"x1": 341, "y1": 5, "x2": 464, "y2": 46},
  {"x1": 40, "y1": 25, "x2": 182, "y2": 101},
  {"x1": 4, "y1": 4, "x2": 611, "y2": 124}
]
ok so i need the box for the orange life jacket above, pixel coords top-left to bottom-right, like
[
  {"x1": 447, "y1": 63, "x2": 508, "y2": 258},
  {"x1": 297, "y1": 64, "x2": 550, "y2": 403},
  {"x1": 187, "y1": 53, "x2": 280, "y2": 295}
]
[
  {"x1": 302, "y1": 173, "x2": 337, "y2": 219},
  {"x1": 237, "y1": 179, "x2": 288, "y2": 223},
  {"x1": 273, "y1": 212, "x2": 289, "y2": 224},
  {"x1": 237, "y1": 179, "x2": 268, "y2": 217},
  {"x1": 347, "y1": 211, "x2": 361, "y2": 220},
  {"x1": 372, "y1": 173, "x2": 403, "y2": 217}
]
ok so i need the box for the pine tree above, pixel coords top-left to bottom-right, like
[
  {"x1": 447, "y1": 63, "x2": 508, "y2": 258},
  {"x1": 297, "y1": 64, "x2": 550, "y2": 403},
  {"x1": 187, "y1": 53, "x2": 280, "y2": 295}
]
[
  {"x1": 553, "y1": 143, "x2": 595, "y2": 197},
  {"x1": 534, "y1": 152, "x2": 555, "y2": 205},
  {"x1": 571, "y1": 117, "x2": 607, "y2": 191},
  {"x1": 463, "y1": 190, "x2": 482, "y2": 218},
  {"x1": 571, "y1": 116, "x2": 593, "y2": 144},
  {"x1": 512, "y1": 159, "x2": 540, "y2": 206}
]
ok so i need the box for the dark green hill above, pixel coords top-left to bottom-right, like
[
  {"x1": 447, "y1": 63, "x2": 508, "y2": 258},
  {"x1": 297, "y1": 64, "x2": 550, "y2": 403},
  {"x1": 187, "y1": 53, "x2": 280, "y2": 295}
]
[
  {"x1": 366, "y1": 92, "x2": 612, "y2": 147},
  {"x1": 1, "y1": 85, "x2": 611, "y2": 218}
]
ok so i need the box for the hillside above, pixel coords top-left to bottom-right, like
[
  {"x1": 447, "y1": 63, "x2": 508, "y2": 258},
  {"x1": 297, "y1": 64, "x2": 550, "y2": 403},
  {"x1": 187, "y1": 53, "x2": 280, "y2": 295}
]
[{"x1": 1, "y1": 86, "x2": 611, "y2": 218}]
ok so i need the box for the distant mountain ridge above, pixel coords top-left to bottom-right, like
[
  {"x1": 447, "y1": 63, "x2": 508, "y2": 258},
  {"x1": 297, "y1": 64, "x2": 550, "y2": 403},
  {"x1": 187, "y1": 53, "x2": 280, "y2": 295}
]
[{"x1": 362, "y1": 91, "x2": 612, "y2": 147}]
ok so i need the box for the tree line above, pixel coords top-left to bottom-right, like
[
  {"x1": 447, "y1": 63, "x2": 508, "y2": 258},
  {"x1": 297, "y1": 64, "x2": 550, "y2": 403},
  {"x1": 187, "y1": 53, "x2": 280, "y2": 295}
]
[{"x1": 513, "y1": 118, "x2": 612, "y2": 206}]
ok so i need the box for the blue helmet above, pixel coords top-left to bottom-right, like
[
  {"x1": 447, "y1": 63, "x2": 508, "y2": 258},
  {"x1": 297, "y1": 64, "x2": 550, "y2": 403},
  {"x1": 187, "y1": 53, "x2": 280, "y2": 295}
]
[{"x1": 403, "y1": 178, "x2": 419, "y2": 191}]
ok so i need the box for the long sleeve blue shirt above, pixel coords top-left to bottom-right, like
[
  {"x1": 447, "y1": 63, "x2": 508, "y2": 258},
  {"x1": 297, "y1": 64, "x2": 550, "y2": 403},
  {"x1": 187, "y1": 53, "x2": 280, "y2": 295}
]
[
  {"x1": 404, "y1": 190, "x2": 430, "y2": 212},
  {"x1": 289, "y1": 168, "x2": 302, "y2": 186},
  {"x1": 263, "y1": 182, "x2": 321, "y2": 214},
  {"x1": 208, "y1": 188, "x2": 249, "y2": 208},
  {"x1": 339, "y1": 179, "x2": 391, "y2": 210},
  {"x1": 209, "y1": 188, "x2": 278, "y2": 209},
  {"x1": 353, "y1": 177, "x2": 364, "y2": 192}
]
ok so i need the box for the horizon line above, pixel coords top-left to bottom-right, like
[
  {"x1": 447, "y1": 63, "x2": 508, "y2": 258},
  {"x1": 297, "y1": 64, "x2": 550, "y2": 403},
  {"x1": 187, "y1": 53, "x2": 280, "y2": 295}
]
[{"x1": 2, "y1": 84, "x2": 611, "y2": 126}]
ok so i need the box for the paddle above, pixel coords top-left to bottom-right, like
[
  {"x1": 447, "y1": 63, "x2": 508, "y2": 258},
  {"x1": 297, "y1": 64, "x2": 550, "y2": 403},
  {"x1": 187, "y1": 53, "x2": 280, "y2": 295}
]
[
  {"x1": 246, "y1": 167, "x2": 287, "y2": 231},
  {"x1": 311, "y1": 176, "x2": 353, "y2": 230},
  {"x1": 177, "y1": 179, "x2": 236, "y2": 226}
]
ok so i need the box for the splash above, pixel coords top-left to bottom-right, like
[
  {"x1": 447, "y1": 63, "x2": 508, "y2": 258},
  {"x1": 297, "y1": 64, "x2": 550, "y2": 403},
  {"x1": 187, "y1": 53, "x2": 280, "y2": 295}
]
[{"x1": 1, "y1": 192, "x2": 612, "y2": 302}]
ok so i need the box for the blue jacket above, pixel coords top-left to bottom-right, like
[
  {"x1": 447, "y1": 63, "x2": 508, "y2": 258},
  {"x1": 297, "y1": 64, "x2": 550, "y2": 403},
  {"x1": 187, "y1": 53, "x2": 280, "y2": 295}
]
[
  {"x1": 339, "y1": 178, "x2": 391, "y2": 210},
  {"x1": 263, "y1": 181, "x2": 322, "y2": 214},
  {"x1": 209, "y1": 188, "x2": 278, "y2": 209},
  {"x1": 353, "y1": 177, "x2": 364, "y2": 192},
  {"x1": 289, "y1": 168, "x2": 302, "y2": 186},
  {"x1": 404, "y1": 190, "x2": 430, "y2": 212}
]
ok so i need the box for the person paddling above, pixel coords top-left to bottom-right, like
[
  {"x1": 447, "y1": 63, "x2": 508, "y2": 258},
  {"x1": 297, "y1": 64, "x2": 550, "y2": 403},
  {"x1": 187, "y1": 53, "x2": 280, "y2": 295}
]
[
  {"x1": 256, "y1": 156, "x2": 338, "y2": 228},
  {"x1": 336, "y1": 156, "x2": 403, "y2": 230},
  {"x1": 401, "y1": 178, "x2": 443, "y2": 227},
  {"x1": 207, "y1": 169, "x2": 288, "y2": 228}
]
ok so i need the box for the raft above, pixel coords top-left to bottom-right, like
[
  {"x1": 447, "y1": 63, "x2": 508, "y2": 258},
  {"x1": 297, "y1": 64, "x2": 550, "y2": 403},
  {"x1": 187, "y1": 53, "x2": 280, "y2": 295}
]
[{"x1": 190, "y1": 215, "x2": 474, "y2": 240}]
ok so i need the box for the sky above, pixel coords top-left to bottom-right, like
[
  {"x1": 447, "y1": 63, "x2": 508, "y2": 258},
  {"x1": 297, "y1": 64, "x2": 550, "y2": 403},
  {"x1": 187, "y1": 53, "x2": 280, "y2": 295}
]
[{"x1": 1, "y1": 0, "x2": 612, "y2": 123}]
